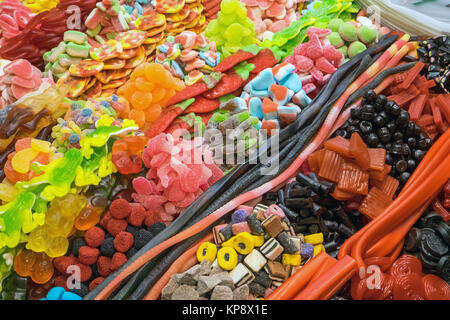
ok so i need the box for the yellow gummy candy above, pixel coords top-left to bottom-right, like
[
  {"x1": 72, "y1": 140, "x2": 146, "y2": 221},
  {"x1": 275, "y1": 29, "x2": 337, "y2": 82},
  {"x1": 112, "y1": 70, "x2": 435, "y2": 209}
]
[
  {"x1": 11, "y1": 148, "x2": 39, "y2": 173},
  {"x1": 313, "y1": 244, "x2": 325, "y2": 257},
  {"x1": 233, "y1": 232, "x2": 254, "y2": 255},
  {"x1": 304, "y1": 233, "x2": 324, "y2": 246},
  {"x1": 197, "y1": 242, "x2": 217, "y2": 263},
  {"x1": 31, "y1": 139, "x2": 51, "y2": 153},
  {"x1": 282, "y1": 254, "x2": 301, "y2": 266}
]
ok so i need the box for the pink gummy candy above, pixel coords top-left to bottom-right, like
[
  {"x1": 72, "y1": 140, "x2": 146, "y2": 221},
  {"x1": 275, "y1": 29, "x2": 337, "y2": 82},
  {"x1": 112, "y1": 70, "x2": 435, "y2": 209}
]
[
  {"x1": 323, "y1": 45, "x2": 343, "y2": 63},
  {"x1": 307, "y1": 26, "x2": 331, "y2": 39},
  {"x1": 11, "y1": 76, "x2": 35, "y2": 89},
  {"x1": 163, "y1": 178, "x2": 185, "y2": 202},
  {"x1": 293, "y1": 43, "x2": 308, "y2": 57},
  {"x1": 4, "y1": 59, "x2": 32, "y2": 79},
  {"x1": 10, "y1": 83, "x2": 31, "y2": 99},
  {"x1": 305, "y1": 35, "x2": 323, "y2": 60},
  {"x1": 295, "y1": 55, "x2": 314, "y2": 72},
  {"x1": 133, "y1": 177, "x2": 153, "y2": 195},
  {"x1": 315, "y1": 57, "x2": 337, "y2": 74}
]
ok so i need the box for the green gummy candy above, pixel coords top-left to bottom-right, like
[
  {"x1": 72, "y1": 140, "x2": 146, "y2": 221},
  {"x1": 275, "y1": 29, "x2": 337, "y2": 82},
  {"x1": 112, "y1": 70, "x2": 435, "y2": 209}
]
[
  {"x1": 348, "y1": 41, "x2": 367, "y2": 59},
  {"x1": 0, "y1": 192, "x2": 36, "y2": 249},
  {"x1": 43, "y1": 51, "x2": 52, "y2": 63},
  {"x1": 106, "y1": 32, "x2": 119, "y2": 40},
  {"x1": 66, "y1": 42, "x2": 90, "y2": 58},
  {"x1": 49, "y1": 42, "x2": 66, "y2": 63},
  {"x1": 339, "y1": 22, "x2": 358, "y2": 42},
  {"x1": 236, "y1": 111, "x2": 250, "y2": 123},
  {"x1": 337, "y1": 45, "x2": 348, "y2": 58},
  {"x1": 87, "y1": 24, "x2": 102, "y2": 38},
  {"x1": 328, "y1": 32, "x2": 344, "y2": 48},
  {"x1": 328, "y1": 18, "x2": 343, "y2": 32},
  {"x1": 51, "y1": 61, "x2": 67, "y2": 74},
  {"x1": 64, "y1": 30, "x2": 87, "y2": 45},
  {"x1": 358, "y1": 26, "x2": 376, "y2": 44},
  {"x1": 210, "y1": 112, "x2": 229, "y2": 123},
  {"x1": 249, "y1": 116, "x2": 259, "y2": 126}
]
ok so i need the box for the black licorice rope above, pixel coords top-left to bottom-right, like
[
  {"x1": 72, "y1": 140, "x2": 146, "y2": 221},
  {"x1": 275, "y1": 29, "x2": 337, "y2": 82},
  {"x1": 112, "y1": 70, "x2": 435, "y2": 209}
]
[{"x1": 85, "y1": 36, "x2": 399, "y2": 300}]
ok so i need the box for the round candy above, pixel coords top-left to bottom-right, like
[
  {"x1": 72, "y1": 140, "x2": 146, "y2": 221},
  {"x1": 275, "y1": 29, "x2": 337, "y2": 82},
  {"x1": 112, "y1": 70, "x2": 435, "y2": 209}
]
[
  {"x1": 69, "y1": 60, "x2": 104, "y2": 77},
  {"x1": 339, "y1": 22, "x2": 358, "y2": 42},
  {"x1": 196, "y1": 241, "x2": 217, "y2": 263},
  {"x1": 348, "y1": 41, "x2": 367, "y2": 59},
  {"x1": 232, "y1": 232, "x2": 254, "y2": 255},
  {"x1": 217, "y1": 246, "x2": 238, "y2": 271}
]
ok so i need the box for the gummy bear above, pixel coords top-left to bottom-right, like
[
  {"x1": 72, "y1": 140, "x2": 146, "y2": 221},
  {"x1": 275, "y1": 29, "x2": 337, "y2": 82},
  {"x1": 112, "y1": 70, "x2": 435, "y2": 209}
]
[
  {"x1": 26, "y1": 193, "x2": 87, "y2": 258},
  {"x1": 111, "y1": 135, "x2": 149, "y2": 175},
  {"x1": 205, "y1": 0, "x2": 257, "y2": 56},
  {"x1": 13, "y1": 249, "x2": 54, "y2": 284}
]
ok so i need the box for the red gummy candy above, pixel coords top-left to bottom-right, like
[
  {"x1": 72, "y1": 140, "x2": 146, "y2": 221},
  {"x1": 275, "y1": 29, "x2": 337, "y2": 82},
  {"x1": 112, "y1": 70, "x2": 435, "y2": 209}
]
[
  {"x1": 128, "y1": 206, "x2": 146, "y2": 226},
  {"x1": 184, "y1": 96, "x2": 220, "y2": 114},
  {"x1": 305, "y1": 35, "x2": 323, "y2": 60},
  {"x1": 323, "y1": 44, "x2": 343, "y2": 63},
  {"x1": 84, "y1": 226, "x2": 105, "y2": 248},
  {"x1": 203, "y1": 72, "x2": 244, "y2": 99},
  {"x1": 109, "y1": 198, "x2": 131, "y2": 219},
  {"x1": 166, "y1": 81, "x2": 209, "y2": 106},
  {"x1": 132, "y1": 176, "x2": 153, "y2": 195},
  {"x1": 163, "y1": 178, "x2": 185, "y2": 202},
  {"x1": 293, "y1": 43, "x2": 308, "y2": 57},
  {"x1": 310, "y1": 67, "x2": 324, "y2": 82},
  {"x1": 295, "y1": 55, "x2": 314, "y2": 72},
  {"x1": 315, "y1": 57, "x2": 337, "y2": 74},
  {"x1": 247, "y1": 48, "x2": 278, "y2": 75},
  {"x1": 113, "y1": 231, "x2": 134, "y2": 253},
  {"x1": 214, "y1": 50, "x2": 255, "y2": 72}
]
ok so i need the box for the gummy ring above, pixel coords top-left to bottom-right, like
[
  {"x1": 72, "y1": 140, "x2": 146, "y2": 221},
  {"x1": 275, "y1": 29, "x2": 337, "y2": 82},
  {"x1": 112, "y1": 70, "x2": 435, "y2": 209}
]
[
  {"x1": 422, "y1": 274, "x2": 450, "y2": 300},
  {"x1": 389, "y1": 254, "x2": 422, "y2": 279},
  {"x1": 393, "y1": 273, "x2": 426, "y2": 300},
  {"x1": 217, "y1": 246, "x2": 238, "y2": 271},
  {"x1": 196, "y1": 241, "x2": 217, "y2": 263},
  {"x1": 232, "y1": 232, "x2": 255, "y2": 255}
]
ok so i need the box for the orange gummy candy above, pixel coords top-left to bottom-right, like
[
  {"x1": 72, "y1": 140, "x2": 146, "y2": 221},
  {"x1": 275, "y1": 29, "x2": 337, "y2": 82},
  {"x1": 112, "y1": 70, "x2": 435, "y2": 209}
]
[
  {"x1": 145, "y1": 104, "x2": 162, "y2": 123},
  {"x1": 129, "y1": 109, "x2": 146, "y2": 128},
  {"x1": 151, "y1": 86, "x2": 166, "y2": 103},
  {"x1": 131, "y1": 91, "x2": 153, "y2": 110},
  {"x1": 135, "y1": 76, "x2": 155, "y2": 92}
]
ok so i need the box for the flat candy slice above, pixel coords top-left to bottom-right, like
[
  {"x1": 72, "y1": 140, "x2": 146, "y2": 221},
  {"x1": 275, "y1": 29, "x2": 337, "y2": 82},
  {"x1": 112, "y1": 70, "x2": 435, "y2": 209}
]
[
  {"x1": 11, "y1": 83, "x2": 32, "y2": 99},
  {"x1": 116, "y1": 30, "x2": 147, "y2": 49},
  {"x1": 135, "y1": 13, "x2": 166, "y2": 31},
  {"x1": 155, "y1": 0, "x2": 185, "y2": 14},
  {"x1": 4, "y1": 59, "x2": 32, "y2": 79},
  {"x1": 90, "y1": 40, "x2": 123, "y2": 61},
  {"x1": 11, "y1": 76, "x2": 35, "y2": 89},
  {"x1": 69, "y1": 59, "x2": 104, "y2": 77}
]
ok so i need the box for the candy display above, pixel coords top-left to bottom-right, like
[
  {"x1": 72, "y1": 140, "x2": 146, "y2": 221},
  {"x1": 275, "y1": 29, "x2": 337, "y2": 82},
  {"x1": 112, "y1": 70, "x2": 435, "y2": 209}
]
[{"x1": 0, "y1": 0, "x2": 449, "y2": 303}]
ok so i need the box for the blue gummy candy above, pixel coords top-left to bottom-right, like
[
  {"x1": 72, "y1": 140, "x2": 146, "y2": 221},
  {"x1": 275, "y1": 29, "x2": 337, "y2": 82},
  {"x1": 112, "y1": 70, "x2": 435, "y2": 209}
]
[
  {"x1": 111, "y1": 94, "x2": 118, "y2": 102},
  {"x1": 69, "y1": 133, "x2": 79, "y2": 144},
  {"x1": 100, "y1": 100, "x2": 110, "y2": 108},
  {"x1": 46, "y1": 287, "x2": 66, "y2": 300},
  {"x1": 251, "y1": 68, "x2": 275, "y2": 90},
  {"x1": 171, "y1": 60, "x2": 184, "y2": 78},
  {"x1": 61, "y1": 291, "x2": 82, "y2": 300},
  {"x1": 249, "y1": 97, "x2": 263, "y2": 120},
  {"x1": 81, "y1": 108, "x2": 93, "y2": 117},
  {"x1": 279, "y1": 73, "x2": 302, "y2": 92}
]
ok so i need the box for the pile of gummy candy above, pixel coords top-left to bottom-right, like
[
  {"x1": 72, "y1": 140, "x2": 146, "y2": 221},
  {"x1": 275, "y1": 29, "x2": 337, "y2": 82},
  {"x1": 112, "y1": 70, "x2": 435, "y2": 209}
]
[{"x1": 0, "y1": 0, "x2": 449, "y2": 302}]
